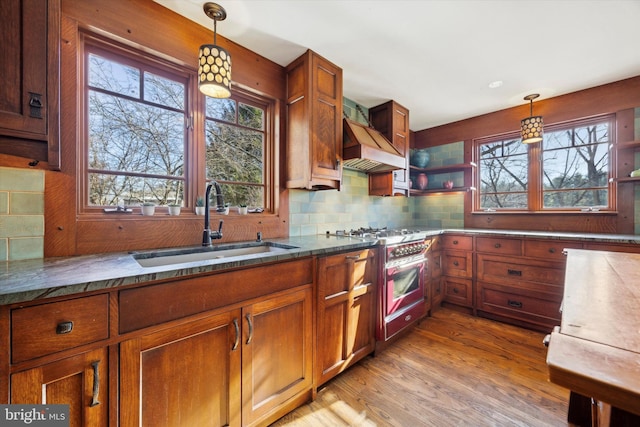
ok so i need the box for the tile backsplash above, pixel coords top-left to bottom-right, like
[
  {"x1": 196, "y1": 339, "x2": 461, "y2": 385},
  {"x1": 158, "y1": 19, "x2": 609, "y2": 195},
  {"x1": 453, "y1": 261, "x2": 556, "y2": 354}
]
[{"x1": 0, "y1": 167, "x2": 44, "y2": 260}]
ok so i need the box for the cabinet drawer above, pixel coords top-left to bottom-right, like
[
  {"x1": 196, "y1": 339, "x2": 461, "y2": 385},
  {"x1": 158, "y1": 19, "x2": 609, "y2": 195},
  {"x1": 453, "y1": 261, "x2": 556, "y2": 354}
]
[
  {"x1": 12, "y1": 294, "x2": 110, "y2": 363},
  {"x1": 442, "y1": 277, "x2": 473, "y2": 307},
  {"x1": 524, "y1": 239, "x2": 583, "y2": 260},
  {"x1": 476, "y1": 237, "x2": 521, "y2": 256},
  {"x1": 476, "y1": 254, "x2": 565, "y2": 288},
  {"x1": 428, "y1": 251, "x2": 442, "y2": 278},
  {"x1": 427, "y1": 236, "x2": 442, "y2": 252},
  {"x1": 476, "y1": 281, "x2": 562, "y2": 329},
  {"x1": 442, "y1": 251, "x2": 472, "y2": 278},
  {"x1": 442, "y1": 235, "x2": 473, "y2": 251}
]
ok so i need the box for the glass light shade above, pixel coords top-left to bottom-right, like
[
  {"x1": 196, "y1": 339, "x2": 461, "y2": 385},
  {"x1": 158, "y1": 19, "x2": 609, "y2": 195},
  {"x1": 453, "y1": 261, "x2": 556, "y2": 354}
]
[
  {"x1": 198, "y1": 44, "x2": 232, "y2": 98},
  {"x1": 521, "y1": 115, "x2": 543, "y2": 144}
]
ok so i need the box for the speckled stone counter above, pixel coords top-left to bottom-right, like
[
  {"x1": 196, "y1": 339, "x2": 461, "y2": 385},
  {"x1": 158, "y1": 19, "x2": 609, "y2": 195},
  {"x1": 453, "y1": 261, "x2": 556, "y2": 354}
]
[{"x1": 2, "y1": 229, "x2": 639, "y2": 305}]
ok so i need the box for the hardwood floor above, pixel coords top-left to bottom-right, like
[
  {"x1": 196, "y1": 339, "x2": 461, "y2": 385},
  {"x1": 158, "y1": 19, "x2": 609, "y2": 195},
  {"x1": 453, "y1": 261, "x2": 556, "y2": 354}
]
[{"x1": 272, "y1": 309, "x2": 569, "y2": 426}]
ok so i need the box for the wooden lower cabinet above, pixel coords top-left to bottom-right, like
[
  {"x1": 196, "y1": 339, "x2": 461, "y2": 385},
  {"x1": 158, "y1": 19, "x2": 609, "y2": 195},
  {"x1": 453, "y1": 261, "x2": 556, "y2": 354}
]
[
  {"x1": 120, "y1": 286, "x2": 313, "y2": 427},
  {"x1": 120, "y1": 310, "x2": 241, "y2": 427},
  {"x1": 475, "y1": 251, "x2": 565, "y2": 331},
  {"x1": 316, "y1": 249, "x2": 377, "y2": 386},
  {"x1": 11, "y1": 347, "x2": 109, "y2": 427},
  {"x1": 242, "y1": 287, "x2": 313, "y2": 426}
]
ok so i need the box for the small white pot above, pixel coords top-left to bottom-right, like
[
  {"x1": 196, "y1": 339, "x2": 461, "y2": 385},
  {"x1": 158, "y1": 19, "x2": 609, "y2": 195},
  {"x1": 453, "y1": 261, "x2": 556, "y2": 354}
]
[
  {"x1": 141, "y1": 205, "x2": 155, "y2": 216},
  {"x1": 168, "y1": 206, "x2": 181, "y2": 216},
  {"x1": 195, "y1": 206, "x2": 205, "y2": 216},
  {"x1": 222, "y1": 206, "x2": 230, "y2": 215},
  {"x1": 238, "y1": 206, "x2": 248, "y2": 215}
]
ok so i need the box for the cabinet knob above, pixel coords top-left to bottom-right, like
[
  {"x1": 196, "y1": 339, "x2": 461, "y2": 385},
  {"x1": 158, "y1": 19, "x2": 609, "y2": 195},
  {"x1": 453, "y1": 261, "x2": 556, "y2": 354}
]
[
  {"x1": 453, "y1": 261, "x2": 459, "y2": 266},
  {"x1": 494, "y1": 243, "x2": 501, "y2": 248},
  {"x1": 453, "y1": 240, "x2": 459, "y2": 245},
  {"x1": 548, "y1": 248, "x2": 556, "y2": 253},
  {"x1": 56, "y1": 321, "x2": 74, "y2": 334}
]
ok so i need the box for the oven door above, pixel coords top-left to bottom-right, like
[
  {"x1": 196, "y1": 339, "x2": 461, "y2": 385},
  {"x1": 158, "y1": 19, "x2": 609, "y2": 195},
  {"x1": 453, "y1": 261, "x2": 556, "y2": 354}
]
[{"x1": 385, "y1": 258, "x2": 425, "y2": 316}]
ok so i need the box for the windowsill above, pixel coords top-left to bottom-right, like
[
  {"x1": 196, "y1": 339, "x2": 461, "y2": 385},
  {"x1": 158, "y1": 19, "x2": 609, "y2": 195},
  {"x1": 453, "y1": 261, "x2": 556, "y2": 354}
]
[{"x1": 471, "y1": 210, "x2": 617, "y2": 215}]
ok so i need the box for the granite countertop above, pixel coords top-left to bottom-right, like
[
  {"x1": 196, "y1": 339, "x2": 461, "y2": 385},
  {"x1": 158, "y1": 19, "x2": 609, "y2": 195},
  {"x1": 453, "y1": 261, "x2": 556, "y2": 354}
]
[
  {"x1": 0, "y1": 235, "x2": 377, "y2": 305},
  {"x1": 1, "y1": 228, "x2": 639, "y2": 306}
]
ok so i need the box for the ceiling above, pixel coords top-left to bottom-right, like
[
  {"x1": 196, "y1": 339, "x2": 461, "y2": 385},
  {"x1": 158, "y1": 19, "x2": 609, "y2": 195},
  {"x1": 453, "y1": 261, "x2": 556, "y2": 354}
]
[{"x1": 155, "y1": 0, "x2": 640, "y2": 131}]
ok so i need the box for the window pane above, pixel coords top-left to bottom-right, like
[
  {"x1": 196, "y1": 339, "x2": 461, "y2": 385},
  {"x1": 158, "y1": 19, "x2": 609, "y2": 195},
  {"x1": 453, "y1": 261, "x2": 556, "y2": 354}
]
[
  {"x1": 543, "y1": 190, "x2": 607, "y2": 208},
  {"x1": 89, "y1": 174, "x2": 185, "y2": 206},
  {"x1": 480, "y1": 192, "x2": 528, "y2": 209},
  {"x1": 206, "y1": 97, "x2": 236, "y2": 122},
  {"x1": 216, "y1": 183, "x2": 264, "y2": 208},
  {"x1": 239, "y1": 102, "x2": 264, "y2": 130},
  {"x1": 542, "y1": 122, "x2": 609, "y2": 209},
  {"x1": 88, "y1": 53, "x2": 140, "y2": 98},
  {"x1": 89, "y1": 91, "x2": 185, "y2": 176},
  {"x1": 479, "y1": 138, "x2": 528, "y2": 209},
  {"x1": 206, "y1": 121, "x2": 263, "y2": 183},
  {"x1": 205, "y1": 96, "x2": 266, "y2": 209},
  {"x1": 144, "y1": 71, "x2": 185, "y2": 110},
  {"x1": 86, "y1": 47, "x2": 187, "y2": 208}
]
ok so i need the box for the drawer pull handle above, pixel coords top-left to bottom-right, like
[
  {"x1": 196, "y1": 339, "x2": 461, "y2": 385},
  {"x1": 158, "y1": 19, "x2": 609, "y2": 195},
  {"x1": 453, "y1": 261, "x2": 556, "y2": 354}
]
[
  {"x1": 345, "y1": 255, "x2": 360, "y2": 260},
  {"x1": 494, "y1": 243, "x2": 501, "y2": 248},
  {"x1": 90, "y1": 361, "x2": 101, "y2": 407},
  {"x1": 507, "y1": 269, "x2": 522, "y2": 276},
  {"x1": 245, "y1": 313, "x2": 253, "y2": 345},
  {"x1": 548, "y1": 248, "x2": 556, "y2": 253},
  {"x1": 56, "y1": 321, "x2": 74, "y2": 334},
  {"x1": 453, "y1": 288, "x2": 459, "y2": 294},
  {"x1": 508, "y1": 299, "x2": 523, "y2": 309},
  {"x1": 453, "y1": 261, "x2": 459, "y2": 266},
  {"x1": 232, "y1": 318, "x2": 240, "y2": 351}
]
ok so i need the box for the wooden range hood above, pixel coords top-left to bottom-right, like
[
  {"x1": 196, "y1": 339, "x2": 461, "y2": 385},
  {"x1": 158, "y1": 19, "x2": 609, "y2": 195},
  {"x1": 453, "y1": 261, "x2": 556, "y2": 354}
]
[{"x1": 342, "y1": 118, "x2": 405, "y2": 172}]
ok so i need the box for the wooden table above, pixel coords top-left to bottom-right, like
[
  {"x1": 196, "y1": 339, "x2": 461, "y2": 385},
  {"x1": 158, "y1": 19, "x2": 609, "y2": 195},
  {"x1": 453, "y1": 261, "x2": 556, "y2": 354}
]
[{"x1": 547, "y1": 249, "x2": 640, "y2": 423}]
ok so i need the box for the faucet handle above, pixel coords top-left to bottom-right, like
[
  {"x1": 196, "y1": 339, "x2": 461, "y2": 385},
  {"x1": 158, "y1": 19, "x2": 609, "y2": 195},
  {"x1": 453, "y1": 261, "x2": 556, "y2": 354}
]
[
  {"x1": 210, "y1": 220, "x2": 224, "y2": 240},
  {"x1": 256, "y1": 232, "x2": 262, "y2": 242}
]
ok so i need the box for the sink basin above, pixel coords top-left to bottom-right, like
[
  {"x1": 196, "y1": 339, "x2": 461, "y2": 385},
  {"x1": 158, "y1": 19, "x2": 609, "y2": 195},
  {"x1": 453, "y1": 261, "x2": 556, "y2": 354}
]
[{"x1": 132, "y1": 242, "x2": 299, "y2": 268}]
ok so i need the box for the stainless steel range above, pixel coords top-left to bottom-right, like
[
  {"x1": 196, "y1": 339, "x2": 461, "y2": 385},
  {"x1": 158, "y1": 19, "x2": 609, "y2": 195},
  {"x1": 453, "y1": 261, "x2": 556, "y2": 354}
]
[{"x1": 328, "y1": 227, "x2": 429, "y2": 343}]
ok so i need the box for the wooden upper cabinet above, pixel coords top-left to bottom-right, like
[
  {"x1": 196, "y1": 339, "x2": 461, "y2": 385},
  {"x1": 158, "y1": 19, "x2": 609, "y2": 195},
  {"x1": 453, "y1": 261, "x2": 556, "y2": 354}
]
[
  {"x1": 286, "y1": 50, "x2": 343, "y2": 190},
  {"x1": 0, "y1": 0, "x2": 60, "y2": 168},
  {"x1": 368, "y1": 100, "x2": 410, "y2": 196}
]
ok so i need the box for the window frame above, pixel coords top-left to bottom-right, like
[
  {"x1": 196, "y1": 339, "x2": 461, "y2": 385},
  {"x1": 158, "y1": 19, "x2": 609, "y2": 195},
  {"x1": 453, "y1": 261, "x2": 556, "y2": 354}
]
[
  {"x1": 473, "y1": 114, "x2": 617, "y2": 213},
  {"x1": 78, "y1": 32, "x2": 277, "y2": 216}
]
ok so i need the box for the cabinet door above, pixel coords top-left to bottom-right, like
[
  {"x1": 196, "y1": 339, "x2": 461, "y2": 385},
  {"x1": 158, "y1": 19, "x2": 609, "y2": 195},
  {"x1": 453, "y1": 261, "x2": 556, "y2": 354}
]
[
  {"x1": 242, "y1": 287, "x2": 313, "y2": 427},
  {"x1": 316, "y1": 249, "x2": 377, "y2": 385},
  {"x1": 311, "y1": 53, "x2": 343, "y2": 183},
  {"x1": 0, "y1": 0, "x2": 60, "y2": 166},
  {"x1": 286, "y1": 50, "x2": 342, "y2": 190},
  {"x1": 11, "y1": 347, "x2": 108, "y2": 427},
  {"x1": 120, "y1": 310, "x2": 241, "y2": 427}
]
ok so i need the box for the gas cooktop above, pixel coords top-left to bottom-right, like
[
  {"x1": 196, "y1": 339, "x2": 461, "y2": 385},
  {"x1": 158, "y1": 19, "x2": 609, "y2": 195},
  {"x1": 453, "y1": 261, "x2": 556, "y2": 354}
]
[{"x1": 327, "y1": 227, "x2": 430, "y2": 245}]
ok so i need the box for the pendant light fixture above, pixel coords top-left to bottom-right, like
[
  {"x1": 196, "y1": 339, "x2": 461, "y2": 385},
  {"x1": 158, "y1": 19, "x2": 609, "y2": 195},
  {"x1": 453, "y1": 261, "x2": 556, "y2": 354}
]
[
  {"x1": 198, "y1": 2, "x2": 232, "y2": 98},
  {"x1": 520, "y1": 94, "x2": 543, "y2": 144}
]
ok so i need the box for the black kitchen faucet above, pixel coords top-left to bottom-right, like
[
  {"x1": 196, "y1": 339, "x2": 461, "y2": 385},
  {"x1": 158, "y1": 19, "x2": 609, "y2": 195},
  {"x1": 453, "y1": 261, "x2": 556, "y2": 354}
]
[{"x1": 202, "y1": 181, "x2": 225, "y2": 246}]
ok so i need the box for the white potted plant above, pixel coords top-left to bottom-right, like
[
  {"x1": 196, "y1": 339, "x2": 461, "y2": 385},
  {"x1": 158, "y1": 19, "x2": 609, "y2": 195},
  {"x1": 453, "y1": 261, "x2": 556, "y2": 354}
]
[
  {"x1": 195, "y1": 196, "x2": 205, "y2": 215},
  {"x1": 168, "y1": 203, "x2": 181, "y2": 216},
  {"x1": 238, "y1": 204, "x2": 248, "y2": 215},
  {"x1": 141, "y1": 202, "x2": 155, "y2": 216}
]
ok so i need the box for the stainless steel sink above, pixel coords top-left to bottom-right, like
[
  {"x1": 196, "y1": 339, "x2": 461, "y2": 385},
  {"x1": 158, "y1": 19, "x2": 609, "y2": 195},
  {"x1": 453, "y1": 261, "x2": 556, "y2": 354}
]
[{"x1": 132, "y1": 242, "x2": 299, "y2": 268}]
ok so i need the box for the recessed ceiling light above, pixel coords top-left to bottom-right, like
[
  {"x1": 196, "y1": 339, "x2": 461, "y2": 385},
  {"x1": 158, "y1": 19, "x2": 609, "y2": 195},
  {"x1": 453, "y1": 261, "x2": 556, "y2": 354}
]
[{"x1": 488, "y1": 80, "x2": 503, "y2": 89}]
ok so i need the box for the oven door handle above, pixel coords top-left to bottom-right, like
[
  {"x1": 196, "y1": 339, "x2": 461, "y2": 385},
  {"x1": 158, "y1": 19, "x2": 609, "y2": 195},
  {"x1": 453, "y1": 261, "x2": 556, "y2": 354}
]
[{"x1": 386, "y1": 257, "x2": 425, "y2": 270}]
